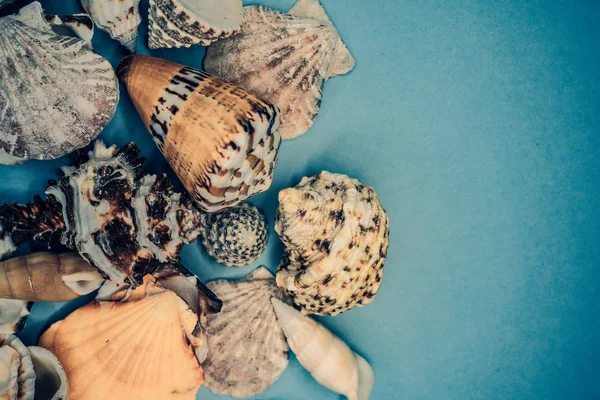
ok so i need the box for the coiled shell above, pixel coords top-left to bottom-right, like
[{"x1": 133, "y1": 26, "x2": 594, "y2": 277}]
[
  {"x1": 275, "y1": 171, "x2": 390, "y2": 316},
  {"x1": 81, "y1": 0, "x2": 141, "y2": 52},
  {"x1": 28, "y1": 346, "x2": 69, "y2": 400},
  {"x1": 45, "y1": 13, "x2": 95, "y2": 48},
  {"x1": 203, "y1": 267, "x2": 290, "y2": 397},
  {"x1": 117, "y1": 55, "x2": 282, "y2": 212},
  {"x1": 201, "y1": 203, "x2": 268, "y2": 267},
  {"x1": 0, "y1": 2, "x2": 119, "y2": 165},
  {"x1": 148, "y1": 0, "x2": 243, "y2": 49},
  {"x1": 0, "y1": 335, "x2": 35, "y2": 400}
]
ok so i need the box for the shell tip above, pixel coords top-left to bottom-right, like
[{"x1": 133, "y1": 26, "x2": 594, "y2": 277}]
[{"x1": 116, "y1": 55, "x2": 136, "y2": 85}]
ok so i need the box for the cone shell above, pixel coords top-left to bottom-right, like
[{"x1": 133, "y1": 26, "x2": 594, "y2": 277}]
[
  {"x1": 28, "y1": 346, "x2": 69, "y2": 400},
  {"x1": 0, "y1": 2, "x2": 119, "y2": 164},
  {"x1": 0, "y1": 335, "x2": 35, "y2": 400},
  {"x1": 40, "y1": 276, "x2": 206, "y2": 400},
  {"x1": 275, "y1": 171, "x2": 390, "y2": 316},
  {"x1": 148, "y1": 0, "x2": 243, "y2": 49},
  {"x1": 117, "y1": 55, "x2": 282, "y2": 212},
  {"x1": 204, "y1": 6, "x2": 337, "y2": 140},
  {"x1": 81, "y1": 0, "x2": 141, "y2": 52},
  {"x1": 203, "y1": 267, "x2": 290, "y2": 398}
]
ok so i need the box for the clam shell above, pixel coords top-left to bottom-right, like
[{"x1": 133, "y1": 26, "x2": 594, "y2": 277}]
[
  {"x1": 81, "y1": 0, "x2": 141, "y2": 52},
  {"x1": 28, "y1": 346, "x2": 69, "y2": 400},
  {"x1": 203, "y1": 267, "x2": 290, "y2": 398},
  {"x1": 201, "y1": 203, "x2": 268, "y2": 267},
  {"x1": 40, "y1": 276, "x2": 205, "y2": 400},
  {"x1": 117, "y1": 55, "x2": 282, "y2": 212},
  {"x1": 148, "y1": 0, "x2": 243, "y2": 49},
  {"x1": 275, "y1": 171, "x2": 390, "y2": 316},
  {"x1": 0, "y1": 335, "x2": 35, "y2": 400},
  {"x1": 204, "y1": 5, "x2": 337, "y2": 140},
  {"x1": 0, "y1": 2, "x2": 119, "y2": 165}
]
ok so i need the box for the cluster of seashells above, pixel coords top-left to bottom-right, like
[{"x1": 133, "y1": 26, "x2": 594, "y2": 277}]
[{"x1": 0, "y1": 0, "x2": 389, "y2": 399}]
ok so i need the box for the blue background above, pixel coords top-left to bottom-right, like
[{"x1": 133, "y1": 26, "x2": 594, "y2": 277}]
[{"x1": 1, "y1": 0, "x2": 599, "y2": 399}]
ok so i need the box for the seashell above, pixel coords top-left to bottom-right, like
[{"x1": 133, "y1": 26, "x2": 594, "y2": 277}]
[
  {"x1": 275, "y1": 171, "x2": 390, "y2": 316},
  {"x1": 271, "y1": 298, "x2": 374, "y2": 400},
  {"x1": 204, "y1": 6, "x2": 337, "y2": 140},
  {"x1": 0, "y1": 300, "x2": 30, "y2": 334},
  {"x1": 117, "y1": 55, "x2": 282, "y2": 212},
  {"x1": 81, "y1": 0, "x2": 141, "y2": 52},
  {"x1": 288, "y1": 0, "x2": 355, "y2": 79},
  {"x1": 0, "y1": 2, "x2": 119, "y2": 165},
  {"x1": 0, "y1": 252, "x2": 104, "y2": 302},
  {"x1": 203, "y1": 267, "x2": 290, "y2": 398},
  {"x1": 45, "y1": 13, "x2": 94, "y2": 48},
  {"x1": 28, "y1": 346, "x2": 69, "y2": 400},
  {"x1": 201, "y1": 203, "x2": 268, "y2": 267},
  {"x1": 40, "y1": 275, "x2": 207, "y2": 400},
  {"x1": 148, "y1": 0, "x2": 243, "y2": 49},
  {"x1": 0, "y1": 335, "x2": 35, "y2": 400},
  {"x1": 0, "y1": 224, "x2": 16, "y2": 261}
]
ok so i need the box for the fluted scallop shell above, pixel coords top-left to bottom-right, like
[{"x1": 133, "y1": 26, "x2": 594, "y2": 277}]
[
  {"x1": 0, "y1": 335, "x2": 35, "y2": 400},
  {"x1": 117, "y1": 55, "x2": 282, "y2": 212},
  {"x1": 0, "y1": 2, "x2": 118, "y2": 165},
  {"x1": 203, "y1": 267, "x2": 290, "y2": 397},
  {"x1": 28, "y1": 346, "x2": 69, "y2": 400},
  {"x1": 148, "y1": 0, "x2": 243, "y2": 49},
  {"x1": 40, "y1": 276, "x2": 205, "y2": 400},
  {"x1": 275, "y1": 171, "x2": 390, "y2": 316},
  {"x1": 204, "y1": 5, "x2": 337, "y2": 140},
  {"x1": 81, "y1": 0, "x2": 141, "y2": 52},
  {"x1": 201, "y1": 203, "x2": 268, "y2": 267}
]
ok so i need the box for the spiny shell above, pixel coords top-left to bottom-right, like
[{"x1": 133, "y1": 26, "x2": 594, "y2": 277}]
[
  {"x1": 0, "y1": 300, "x2": 30, "y2": 334},
  {"x1": 45, "y1": 13, "x2": 95, "y2": 48},
  {"x1": 0, "y1": 2, "x2": 119, "y2": 165},
  {"x1": 203, "y1": 267, "x2": 290, "y2": 398},
  {"x1": 275, "y1": 171, "x2": 390, "y2": 316},
  {"x1": 117, "y1": 55, "x2": 282, "y2": 212},
  {"x1": 40, "y1": 276, "x2": 206, "y2": 400},
  {"x1": 204, "y1": 5, "x2": 337, "y2": 140},
  {"x1": 148, "y1": 0, "x2": 243, "y2": 49},
  {"x1": 201, "y1": 203, "x2": 268, "y2": 267},
  {"x1": 0, "y1": 335, "x2": 35, "y2": 400},
  {"x1": 81, "y1": 0, "x2": 141, "y2": 52},
  {"x1": 28, "y1": 346, "x2": 69, "y2": 400}
]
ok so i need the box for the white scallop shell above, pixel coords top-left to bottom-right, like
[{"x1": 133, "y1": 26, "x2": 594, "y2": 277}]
[
  {"x1": 203, "y1": 267, "x2": 291, "y2": 398},
  {"x1": 0, "y1": 2, "x2": 119, "y2": 164},
  {"x1": 81, "y1": 0, "x2": 141, "y2": 52},
  {"x1": 148, "y1": 0, "x2": 243, "y2": 49}
]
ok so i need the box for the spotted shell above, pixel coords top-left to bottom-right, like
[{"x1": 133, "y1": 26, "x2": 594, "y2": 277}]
[
  {"x1": 275, "y1": 171, "x2": 390, "y2": 316},
  {"x1": 81, "y1": 0, "x2": 141, "y2": 52}
]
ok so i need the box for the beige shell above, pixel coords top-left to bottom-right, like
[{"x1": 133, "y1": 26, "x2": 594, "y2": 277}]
[
  {"x1": 117, "y1": 55, "x2": 282, "y2": 212},
  {"x1": 275, "y1": 171, "x2": 390, "y2": 316},
  {"x1": 0, "y1": 252, "x2": 104, "y2": 302},
  {"x1": 204, "y1": 5, "x2": 339, "y2": 139},
  {"x1": 148, "y1": 0, "x2": 243, "y2": 49},
  {"x1": 81, "y1": 0, "x2": 141, "y2": 51},
  {"x1": 45, "y1": 13, "x2": 95, "y2": 48},
  {"x1": 40, "y1": 275, "x2": 206, "y2": 400},
  {"x1": 0, "y1": 335, "x2": 35, "y2": 400}
]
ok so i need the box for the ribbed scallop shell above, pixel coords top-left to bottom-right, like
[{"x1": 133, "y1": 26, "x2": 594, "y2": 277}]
[
  {"x1": 39, "y1": 277, "x2": 205, "y2": 400},
  {"x1": 275, "y1": 171, "x2": 390, "y2": 316},
  {"x1": 0, "y1": 335, "x2": 35, "y2": 400},
  {"x1": 203, "y1": 267, "x2": 290, "y2": 398},
  {"x1": 117, "y1": 55, "x2": 282, "y2": 212},
  {"x1": 81, "y1": 0, "x2": 141, "y2": 52},
  {"x1": 201, "y1": 203, "x2": 268, "y2": 267},
  {"x1": 148, "y1": 0, "x2": 243, "y2": 49},
  {"x1": 204, "y1": 5, "x2": 337, "y2": 140},
  {"x1": 0, "y1": 2, "x2": 118, "y2": 165}
]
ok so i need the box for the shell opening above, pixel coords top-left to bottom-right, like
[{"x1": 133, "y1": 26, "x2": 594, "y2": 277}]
[
  {"x1": 61, "y1": 271, "x2": 104, "y2": 296},
  {"x1": 29, "y1": 347, "x2": 68, "y2": 400}
]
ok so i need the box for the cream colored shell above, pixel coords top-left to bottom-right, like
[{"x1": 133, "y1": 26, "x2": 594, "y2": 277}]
[
  {"x1": 81, "y1": 0, "x2": 141, "y2": 51},
  {"x1": 0, "y1": 335, "x2": 35, "y2": 400}
]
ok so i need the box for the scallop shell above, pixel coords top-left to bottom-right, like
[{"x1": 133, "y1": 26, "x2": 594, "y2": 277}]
[
  {"x1": 203, "y1": 267, "x2": 290, "y2": 398},
  {"x1": 28, "y1": 346, "x2": 69, "y2": 400},
  {"x1": 0, "y1": 335, "x2": 35, "y2": 400},
  {"x1": 40, "y1": 276, "x2": 206, "y2": 400},
  {"x1": 275, "y1": 171, "x2": 390, "y2": 316},
  {"x1": 0, "y1": 2, "x2": 119, "y2": 165},
  {"x1": 204, "y1": 5, "x2": 337, "y2": 140},
  {"x1": 81, "y1": 0, "x2": 141, "y2": 52},
  {"x1": 201, "y1": 203, "x2": 268, "y2": 267},
  {"x1": 0, "y1": 300, "x2": 30, "y2": 334},
  {"x1": 45, "y1": 13, "x2": 95, "y2": 48},
  {"x1": 117, "y1": 55, "x2": 282, "y2": 212},
  {"x1": 148, "y1": 0, "x2": 243, "y2": 49}
]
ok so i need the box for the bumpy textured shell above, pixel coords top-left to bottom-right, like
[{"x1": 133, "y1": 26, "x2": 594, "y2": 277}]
[
  {"x1": 45, "y1": 13, "x2": 95, "y2": 47},
  {"x1": 40, "y1": 276, "x2": 205, "y2": 400},
  {"x1": 148, "y1": 0, "x2": 243, "y2": 49},
  {"x1": 0, "y1": 2, "x2": 118, "y2": 164},
  {"x1": 45, "y1": 141, "x2": 204, "y2": 288},
  {"x1": 0, "y1": 335, "x2": 35, "y2": 400},
  {"x1": 81, "y1": 0, "x2": 141, "y2": 51},
  {"x1": 204, "y1": 6, "x2": 337, "y2": 140},
  {"x1": 117, "y1": 55, "x2": 282, "y2": 212},
  {"x1": 201, "y1": 203, "x2": 268, "y2": 267},
  {"x1": 275, "y1": 171, "x2": 390, "y2": 316},
  {"x1": 203, "y1": 267, "x2": 290, "y2": 398}
]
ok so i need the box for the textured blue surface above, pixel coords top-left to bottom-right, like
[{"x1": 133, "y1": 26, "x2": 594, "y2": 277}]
[{"x1": 1, "y1": 0, "x2": 600, "y2": 399}]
